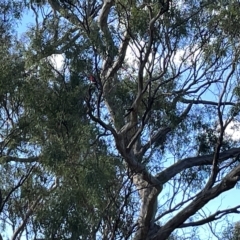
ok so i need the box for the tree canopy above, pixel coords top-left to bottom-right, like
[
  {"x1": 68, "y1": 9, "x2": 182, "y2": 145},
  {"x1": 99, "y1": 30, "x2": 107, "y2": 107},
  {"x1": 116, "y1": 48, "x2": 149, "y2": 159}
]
[{"x1": 1, "y1": 0, "x2": 240, "y2": 239}]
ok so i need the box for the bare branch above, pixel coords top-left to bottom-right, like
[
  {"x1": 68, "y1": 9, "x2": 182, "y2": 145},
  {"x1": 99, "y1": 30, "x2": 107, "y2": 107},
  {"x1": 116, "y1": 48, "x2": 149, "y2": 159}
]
[
  {"x1": 155, "y1": 164, "x2": 240, "y2": 239},
  {"x1": 0, "y1": 156, "x2": 39, "y2": 163},
  {"x1": 180, "y1": 98, "x2": 235, "y2": 106},
  {"x1": 179, "y1": 205, "x2": 240, "y2": 228},
  {"x1": 0, "y1": 164, "x2": 37, "y2": 213},
  {"x1": 204, "y1": 62, "x2": 236, "y2": 190},
  {"x1": 85, "y1": 92, "x2": 117, "y2": 137},
  {"x1": 157, "y1": 148, "x2": 240, "y2": 184},
  {"x1": 155, "y1": 195, "x2": 196, "y2": 222},
  {"x1": 106, "y1": 31, "x2": 130, "y2": 79}
]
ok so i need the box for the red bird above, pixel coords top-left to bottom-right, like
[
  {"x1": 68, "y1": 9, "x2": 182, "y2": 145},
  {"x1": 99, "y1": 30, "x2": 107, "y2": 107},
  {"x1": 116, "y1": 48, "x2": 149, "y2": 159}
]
[{"x1": 89, "y1": 75, "x2": 97, "y2": 84}]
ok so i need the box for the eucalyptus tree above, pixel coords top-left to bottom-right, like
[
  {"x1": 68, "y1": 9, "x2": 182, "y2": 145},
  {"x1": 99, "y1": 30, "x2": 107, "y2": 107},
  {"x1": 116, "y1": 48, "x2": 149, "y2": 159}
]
[{"x1": 1, "y1": 0, "x2": 240, "y2": 239}]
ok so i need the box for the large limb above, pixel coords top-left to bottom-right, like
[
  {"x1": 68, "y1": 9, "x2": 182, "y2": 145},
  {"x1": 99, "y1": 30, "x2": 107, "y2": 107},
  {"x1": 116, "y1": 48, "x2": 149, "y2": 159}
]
[
  {"x1": 121, "y1": 4, "x2": 174, "y2": 238},
  {"x1": 156, "y1": 147, "x2": 240, "y2": 183},
  {"x1": 130, "y1": 126, "x2": 181, "y2": 240},
  {"x1": 102, "y1": 31, "x2": 130, "y2": 129},
  {"x1": 98, "y1": 1, "x2": 131, "y2": 129},
  {"x1": 119, "y1": 4, "x2": 172, "y2": 139},
  {"x1": 180, "y1": 98, "x2": 236, "y2": 106},
  {"x1": 153, "y1": 164, "x2": 240, "y2": 240},
  {"x1": 132, "y1": 174, "x2": 161, "y2": 240},
  {"x1": 98, "y1": 0, "x2": 115, "y2": 73},
  {"x1": 110, "y1": 148, "x2": 163, "y2": 240}
]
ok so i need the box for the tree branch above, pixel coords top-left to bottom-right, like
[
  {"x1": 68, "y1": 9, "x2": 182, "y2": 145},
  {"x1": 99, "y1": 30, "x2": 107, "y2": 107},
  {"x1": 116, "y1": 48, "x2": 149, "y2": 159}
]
[
  {"x1": 179, "y1": 205, "x2": 240, "y2": 228},
  {"x1": 0, "y1": 156, "x2": 39, "y2": 163},
  {"x1": 106, "y1": 31, "x2": 130, "y2": 79},
  {"x1": 156, "y1": 148, "x2": 240, "y2": 184},
  {"x1": 154, "y1": 164, "x2": 240, "y2": 239},
  {"x1": 180, "y1": 98, "x2": 235, "y2": 106},
  {"x1": 0, "y1": 164, "x2": 36, "y2": 213},
  {"x1": 86, "y1": 93, "x2": 117, "y2": 138},
  {"x1": 98, "y1": 0, "x2": 115, "y2": 72}
]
